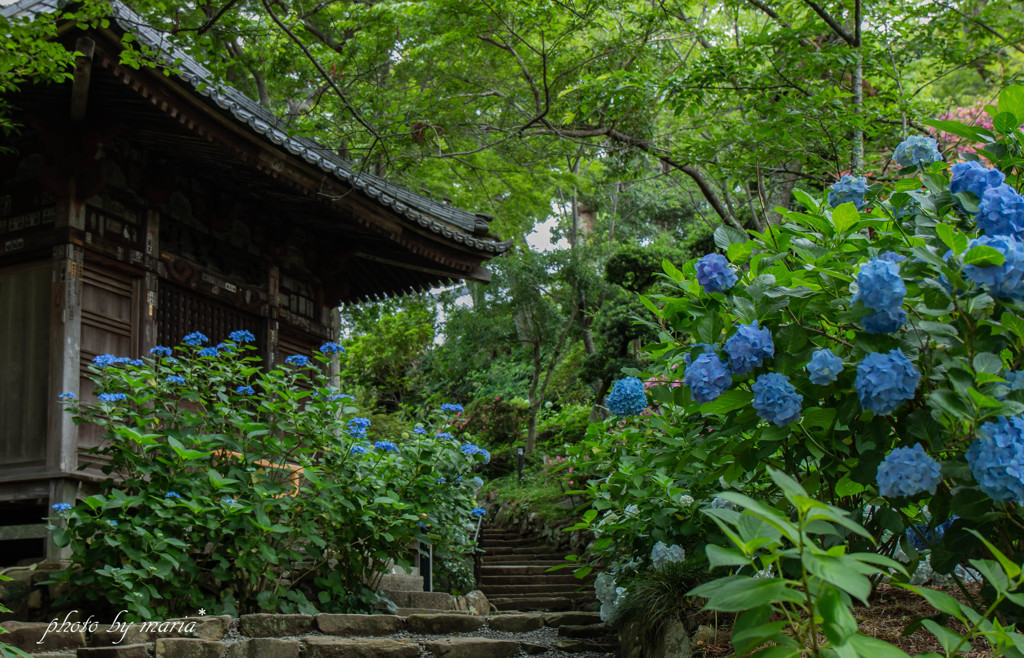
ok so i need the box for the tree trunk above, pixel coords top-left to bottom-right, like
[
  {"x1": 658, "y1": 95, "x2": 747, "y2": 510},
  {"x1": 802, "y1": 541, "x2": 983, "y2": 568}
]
[{"x1": 851, "y1": 0, "x2": 864, "y2": 172}]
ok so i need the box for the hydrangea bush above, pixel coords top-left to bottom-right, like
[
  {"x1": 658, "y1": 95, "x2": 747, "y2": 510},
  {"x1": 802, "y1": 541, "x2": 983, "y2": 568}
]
[
  {"x1": 569, "y1": 85, "x2": 1024, "y2": 650},
  {"x1": 49, "y1": 337, "x2": 489, "y2": 618}
]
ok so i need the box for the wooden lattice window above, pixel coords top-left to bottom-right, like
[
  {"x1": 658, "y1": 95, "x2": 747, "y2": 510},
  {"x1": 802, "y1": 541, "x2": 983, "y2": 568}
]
[{"x1": 157, "y1": 284, "x2": 262, "y2": 348}]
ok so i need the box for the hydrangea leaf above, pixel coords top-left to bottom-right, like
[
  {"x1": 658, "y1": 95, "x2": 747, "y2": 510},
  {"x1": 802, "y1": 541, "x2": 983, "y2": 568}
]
[
  {"x1": 832, "y1": 202, "x2": 860, "y2": 233},
  {"x1": 699, "y1": 389, "x2": 752, "y2": 414},
  {"x1": 922, "y1": 119, "x2": 991, "y2": 142},
  {"x1": 998, "y1": 85, "x2": 1024, "y2": 122},
  {"x1": 993, "y1": 111, "x2": 1021, "y2": 135}
]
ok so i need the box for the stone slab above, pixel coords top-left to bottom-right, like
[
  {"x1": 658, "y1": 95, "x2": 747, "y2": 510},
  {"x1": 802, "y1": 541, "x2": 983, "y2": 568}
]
[
  {"x1": 154, "y1": 638, "x2": 225, "y2": 658},
  {"x1": 238, "y1": 614, "x2": 313, "y2": 637},
  {"x1": 558, "y1": 623, "x2": 613, "y2": 639},
  {"x1": 317, "y1": 614, "x2": 404, "y2": 636},
  {"x1": 225, "y1": 637, "x2": 302, "y2": 658},
  {"x1": 76, "y1": 643, "x2": 151, "y2": 657},
  {"x1": 423, "y1": 637, "x2": 519, "y2": 658},
  {"x1": 405, "y1": 614, "x2": 484, "y2": 634},
  {"x1": 487, "y1": 614, "x2": 544, "y2": 633},
  {"x1": 0, "y1": 620, "x2": 85, "y2": 652},
  {"x1": 303, "y1": 636, "x2": 420, "y2": 658},
  {"x1": 542, "y1": 611, "x2": 602, "y2": 627}
]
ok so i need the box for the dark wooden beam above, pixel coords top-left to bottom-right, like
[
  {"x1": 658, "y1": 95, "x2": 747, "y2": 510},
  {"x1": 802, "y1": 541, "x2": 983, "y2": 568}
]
[{"x1": 69, "y1": 37, "x2": 96, "y2": 122}]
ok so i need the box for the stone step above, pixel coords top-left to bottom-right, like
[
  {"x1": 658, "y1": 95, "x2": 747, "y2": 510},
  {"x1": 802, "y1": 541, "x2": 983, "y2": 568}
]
[
  {"x1": 478, "y1": 544, "x2": 555, "y2": 555},
  {"x1": 480, "y1": 537, "x2": 550, "y2": 547},
  {"x1": 489, "y1": 596, "x2": 574, "y2": 611},
  {"x1": 479, "y1": 565, "x2": 567, "y2": 576},
  {"x1": 479, "y1": 574, "x2": 589, "y2": 586},
  {"x1": 481, "y1": 558, "x2": 566, "y2": 567},
  {"x1": 382, "y1": 591, "x2": 455, "y2": 610},
  {"x1": 479, "y1": 583, "x2": 592, "y2": 595},
  {"x1": 558, "y1": 623, "x2": 615, "y2": 639},
  {"x1": 482, "y1": 552, "x2": 567, "y2": 563},
  {"x1": 486, "y1": 591, "x2": 596, "y2": 601}
]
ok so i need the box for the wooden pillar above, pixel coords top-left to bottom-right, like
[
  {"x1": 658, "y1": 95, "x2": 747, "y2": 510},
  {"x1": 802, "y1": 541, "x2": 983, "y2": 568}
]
[
  {"x1": 45, "y1": 240, "x2": 83, "y2": 561},
  {"x1": 139, "y1": 210, "x2": 159, "y2": 352},
  {"x1": 266, "y1": 265, "x2": 280, "y2": 366}
]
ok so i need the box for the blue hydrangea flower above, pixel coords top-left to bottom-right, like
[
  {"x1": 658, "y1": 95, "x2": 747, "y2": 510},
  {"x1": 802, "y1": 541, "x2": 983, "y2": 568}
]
[
  {"x1": 950, "y1": 161, "x2": 1005, "y2": 203},
  {"x1": 93, "y1": 354, "x2": 118, "y2": 368},
  {"x1": 374, "y1": 440, "x2": 399, "y2": 453},
  {"x1": 182, "y1": 332, "x2": 209, "y2": 346},
  {"x1": 221, "y1": 497, "x2": 237, "y2": 506},
  {"x1": 436, "y1": 477, "x2": 446, "y2": 484},
  {"x1": 216, "y1": 342, "x2": 235, "y2": 353},
  {"x1": 695, "y1": 253, "x2": 738, "y2": 294},
  {"x1": 461, "y1": 444, "x2": 480, "y2": 455},
  {"x1": 166, "y1": 375, "x2": 186, "y2": 386},
  {"x1": 854, "y1": 258, "x2": 906, "y2": 312},
  {"x1": 976, "y1": 184, "x2": 1024, "y2": 237},
  {"x1": 328, "y1": 393, "x2": 354, "y2": 402},
  {"x1": 471, "y1": 507, "x2": 487, "y2": 518},
  {"x1": 856, "y1": 350, "x2": 921, "y2": 415},
  {"x1": 129, "y1": 359, "x2": 144, "y2": 367},
  {"x1": 198, "y1": 347, "x2": 219, "y2": 358},
  {"x1": 906, "y1": 516, "x2": 957, "y2": 551},
  {"x1": 58, "y1": 392, "x2": 77, "y2": 399},
  {"x1": 876, "y1": 444, "x2": 942, "y2": 498},
  {"x1": 285, "y1": 355, "x2": 310, "y2": 367},
  {"x1": 724, "y1": 321, "x2": 774, "y2": 375},
  {"x1": 436, "y1": 432, "x2": 454, "y2": 439},
  {"x1": 106, "y1": 519, "x2": 118, "y2": 527},
  {"x1": 417, "y1": 521, "x2": 428, "y2": 528},
  {"x1": 751, "y1": 373, "x2": 802, "y2": 426},
  {"x1": 605, "y1": 376, "x2": 648, "y2": 416},
  {"x1": 893, "y1": 136, "x2": 943, "y2": 168},
  {"x1": 879, "y1": 251, "x2": 907, "y2": 263},
  {"x1": 228, "y1": 330, "x2": 255, "y2": 344},
  {"x1": 149, "y1": 346, "x2": 172, "y2": 358},
  {"x1": 236, "y1": 385, "x2": 255, "y2": 395},
  {"x1": 348, "y1": 417, "x2": 371, "y2": 438},
  {"x1": 472, "y1": 476, "x2": 484, "y2": 488},
  {"x1": 828, "y1": 175, "x2": 869, "y2": 209},
  {"x1": 861, "y1": 307, "x2": 907, "y2": 335},
  {"x1": 51, "y1": 503, "x2": 72, "y2": 513},
  {"x1": 480, "y1": 448, "x2": 491, "y2": 464},
  {"x1": 684, "y1": 352, "x2": 732, "y2": 404},
  {"x1": 350, "y1": 444, "x2": 368, "y2": 455},
  {"x1": 164, "y1": 491, "x2": 181, "y2": 499},
  {"x1": 98, "y1": 392, "x2": 127, "y2": 403},
  {"x1": 966, "y1": 416, "x2": 1024, "y2": 503},
  {"x1": 963, "y1": 234, "x2": 1024, "y2": 299},
  {"x1": 805, "y1": 349, "x2": 843, "y2": 385},
  {"x1": 440, "y1": 403, "x2": 464, "y2": 414},
  {"x1": 413, "y1": 427, "x2": 427, "y2": 435},
  {"x1": 997, "y1": 371, "x2": 1024, "y2": 400},
  {"x1": 319, "y1": 341, "x2": 344, "y2": 354}
]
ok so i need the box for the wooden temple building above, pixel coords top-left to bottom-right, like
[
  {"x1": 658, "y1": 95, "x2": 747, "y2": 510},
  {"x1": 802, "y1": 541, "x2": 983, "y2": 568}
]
[{"x1": 0, "y1": 0, "x2": 510, "y2": 562}]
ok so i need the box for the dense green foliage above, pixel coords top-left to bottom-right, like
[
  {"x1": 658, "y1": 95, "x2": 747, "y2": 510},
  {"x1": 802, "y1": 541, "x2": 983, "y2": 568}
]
[
  {"x1": 49, "y1": 336, "x2": 488, "y2": 618},
  {"x1": 562, "y1": 87, "x2": 1024, "y2": 653}
]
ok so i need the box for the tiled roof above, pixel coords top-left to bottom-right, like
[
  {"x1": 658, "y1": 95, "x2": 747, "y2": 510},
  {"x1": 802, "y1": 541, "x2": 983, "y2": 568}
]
[{"x1": 3, "y1": 0, "x2": 511, "y2": 256}]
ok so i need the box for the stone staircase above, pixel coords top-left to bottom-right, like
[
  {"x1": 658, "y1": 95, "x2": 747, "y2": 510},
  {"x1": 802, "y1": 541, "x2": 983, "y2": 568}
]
[
  {"x1": 4, "y1": 611, "x2": 618, "y2": 657},
  {"x1": 478, "y1": 526, "x2": 598, "y2": 613}
]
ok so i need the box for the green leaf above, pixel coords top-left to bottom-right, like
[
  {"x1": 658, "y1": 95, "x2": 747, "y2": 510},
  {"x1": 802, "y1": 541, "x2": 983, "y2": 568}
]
[
  {"x1": 802, "y1": 553, "x2": 872, "y2": 603},
  {"x1": 921, "y1": 619, "x2": 966, "y2": 653},
  {"x1": 964, "y1": 245, "x2": 1006, "y2": 267},
  {"x1": 727, "y1": 241, "x2": 754, "y2": 264},
  {"x1": 714, "y1": 225, "x2": 748, "y2": 250},
  {"x1": 792, "y1": 189, "x2": 820, "y2": 212},
  {"x1": 922, "y1": 119, "x2": 991, "y2": 142},
  {"x1": 832, "y1": 202, "x2": 860, "y2": 233},
  {"x1": 706, "y1": 544, "x2": 753, "y2": 568},
  {"x1": 818, "y1": 585, "x2": 858, "y2": 646},
  {"x1": 994, "y1": 112, "x2": 1020, "y2": 135},
  {"x1": 998, "y1": 86, "x2": 1024, "y2": 126},
  {"x1": 699, "y1": 389, "x2": 753, "y2": 414},
  {"x1": 690, "y1": 575, "x2": 802, "y2": 612},
  {"x1": 967, "y1": 529, "x2": 1022, "y2": 579},
  {"x1": 844, "y1": 633, "x2": 912, "y2": 658},
  {"x1": 897, "y1": 584, "x2": 967, "y2": 621}
]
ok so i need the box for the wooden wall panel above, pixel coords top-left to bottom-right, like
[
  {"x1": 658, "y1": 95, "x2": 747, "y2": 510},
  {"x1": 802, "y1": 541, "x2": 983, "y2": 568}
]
[
  {"x1": 0, "y1": 261, "x2": 52, "y2": 468},
  {"x1": 78, "y1": 266, "x2": 138, "y2": 462}
]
